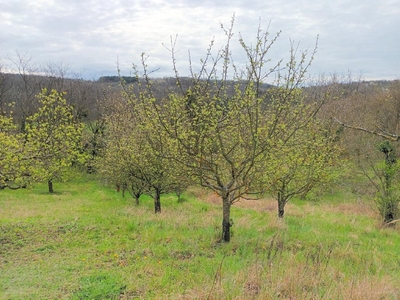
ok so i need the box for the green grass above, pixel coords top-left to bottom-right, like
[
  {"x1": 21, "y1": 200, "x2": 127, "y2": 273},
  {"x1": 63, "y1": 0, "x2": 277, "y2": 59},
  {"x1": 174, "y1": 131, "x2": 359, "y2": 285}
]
[{"x1": 1, "y1": 176, "x2": 400, "y2": 299}]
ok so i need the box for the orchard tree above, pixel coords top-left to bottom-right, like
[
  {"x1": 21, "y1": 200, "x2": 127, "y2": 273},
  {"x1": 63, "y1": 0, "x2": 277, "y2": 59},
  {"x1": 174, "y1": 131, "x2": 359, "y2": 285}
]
[
  {"x1": 98, "y1": 138, "x2": 146, "y2": 205},
  {"x1": 0, "y1": 112, "x2": 31, "y2": 189},
  {"x1": 135, "y1": 17, "x2": 324, "y2": 242},
  {"x1": 25, "y1": 89, "x2": 85, "y2": 193},
  {"x1": 97, "y1": 99, "x2": 146, "y2": 205},
  {"x1": 127, "y1": 125, "x2": 185, "y2": 213},
  {"x1": 265, "y1": 103, "x2": 343, "y2": 218},
  {"x1": 99, "y1": 93, "x2": 189, "y2": 212}
]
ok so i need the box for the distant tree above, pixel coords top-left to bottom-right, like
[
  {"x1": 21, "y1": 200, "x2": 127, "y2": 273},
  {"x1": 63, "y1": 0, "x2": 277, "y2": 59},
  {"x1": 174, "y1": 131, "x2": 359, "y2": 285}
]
[
  {"x1": 6, "y1": 52, "x2": 42, "y2": 129},
  {"x1": 25, "y1": 89, "x2": 85, "y2": 193},
  {"x1": 39, "y1": 61, "x2": 70, "y2": 93},
  {"x1": 0, "y1": 60, "x2": 13, "y2": 115},
  {"x1": 83, "y1": 118, "x2": 107, "y2": 174}
]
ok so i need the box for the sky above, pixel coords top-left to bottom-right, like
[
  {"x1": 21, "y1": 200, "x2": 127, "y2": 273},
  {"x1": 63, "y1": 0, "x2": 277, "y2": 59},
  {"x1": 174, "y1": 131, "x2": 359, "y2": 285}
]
[{"x1": 1, "y1": 0, "x2": 399, "y2": 82}]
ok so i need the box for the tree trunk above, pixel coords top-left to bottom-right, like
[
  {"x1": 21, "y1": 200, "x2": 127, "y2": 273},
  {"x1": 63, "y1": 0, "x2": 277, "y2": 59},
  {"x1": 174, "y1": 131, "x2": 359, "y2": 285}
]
[
  {"x1": 278, "y1": 191, "x2": 285, "y2": 218},
  {"x1": 154, "y1": 189, "x2": 161, "y2": 213},
  {"x1": 176, "y1": 191, "x2": 182, "y2": 203},
  {"x1": 384, "y1": 201, "x2": 395, "y2": 223},
  {"x1": 135, "y1": 195, "x2": 140, "y2": 206},
  {"x1": 48, "y1": 180, "x2": 54, "y2": 193},
  {"x1": 121, "y1": 183, "x2": 127, "y2": 198},
  {"x1": 222, "y1": 194, "x2": 232, "y2": 242}
]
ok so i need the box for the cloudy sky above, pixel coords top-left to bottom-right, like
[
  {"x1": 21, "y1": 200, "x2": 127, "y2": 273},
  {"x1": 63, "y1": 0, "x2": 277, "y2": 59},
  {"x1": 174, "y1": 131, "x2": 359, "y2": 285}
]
[{"x1": 1, "y1": 0, "x2": 399, "y2": 81}]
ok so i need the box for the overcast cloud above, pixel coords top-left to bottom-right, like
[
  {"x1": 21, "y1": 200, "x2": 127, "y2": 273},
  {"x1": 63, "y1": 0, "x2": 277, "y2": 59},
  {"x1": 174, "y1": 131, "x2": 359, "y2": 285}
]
[{"x1": 1, "y1": 0, "x2": 399, "y2": 81}]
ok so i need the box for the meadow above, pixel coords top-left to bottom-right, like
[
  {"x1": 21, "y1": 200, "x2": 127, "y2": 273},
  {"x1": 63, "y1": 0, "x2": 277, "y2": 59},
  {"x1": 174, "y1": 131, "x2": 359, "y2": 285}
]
[{"x1": 1, "y1": 175, "x2": 399, "y2": 299}]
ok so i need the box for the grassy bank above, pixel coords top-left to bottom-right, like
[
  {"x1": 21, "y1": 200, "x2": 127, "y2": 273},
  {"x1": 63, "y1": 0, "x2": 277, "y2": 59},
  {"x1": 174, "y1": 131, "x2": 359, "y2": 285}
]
[{"x1": 1, "y1": 176, "x2": 399, "y2": 299}]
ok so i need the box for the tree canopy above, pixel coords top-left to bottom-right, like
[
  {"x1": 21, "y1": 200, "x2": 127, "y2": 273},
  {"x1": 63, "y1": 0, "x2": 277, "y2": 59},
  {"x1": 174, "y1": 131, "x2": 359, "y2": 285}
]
[{"x1": 25, "y1": 89, "x2": 85, "y2": 192}]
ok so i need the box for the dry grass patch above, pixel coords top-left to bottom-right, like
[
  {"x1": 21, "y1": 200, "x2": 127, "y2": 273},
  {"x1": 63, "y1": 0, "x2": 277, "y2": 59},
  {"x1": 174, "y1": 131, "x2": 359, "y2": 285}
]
[{"x1": 338, "y1": 276, "x2": 399, "y2": 299}]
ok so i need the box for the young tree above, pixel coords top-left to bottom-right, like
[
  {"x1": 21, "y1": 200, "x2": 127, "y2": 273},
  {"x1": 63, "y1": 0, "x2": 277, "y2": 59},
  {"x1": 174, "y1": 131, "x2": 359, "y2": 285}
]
[
  {"x1": 375, "y1": 141, "x2": 399, "y2": 223},
  {"x1": 136, "y1": 18, "x2": 322, "y2": 241},
  {"x1": 25, "y1": 89, "x2": 85, "y2": 193},
  {"x1": 0, "y1": 112, "x2": 31, "y2": 189},
  {"x1": 98, "y1": 93, "x2": 189, "y2": 212},
  {"x1": 265, "y1": 109, "x2": 342, "y2": 218},
  {"x1": 358, "y1": 141, "x2": 400, "y2": 224},
  {"x1": 98, "y1": 137, "x2": 146, "y2": 205}
]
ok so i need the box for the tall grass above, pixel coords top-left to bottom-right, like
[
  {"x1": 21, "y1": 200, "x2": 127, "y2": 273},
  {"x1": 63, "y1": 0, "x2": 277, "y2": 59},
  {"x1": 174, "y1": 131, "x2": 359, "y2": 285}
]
[{"x1": 0, "y1": 176, "x2": 399, "y2": 299}]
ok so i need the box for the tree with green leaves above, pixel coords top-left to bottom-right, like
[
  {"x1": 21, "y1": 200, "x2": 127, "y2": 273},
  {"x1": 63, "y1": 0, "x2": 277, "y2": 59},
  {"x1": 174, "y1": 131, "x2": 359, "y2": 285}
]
[
  {"x1": 0, "y1": 112, "x2": 31, "y2": 189},
  {"x1": 97, "y1": 103, "x2": 146, "y2": 206},
  {"x1": 25, "y1": 89, "x2": 85, "y2": 193},
  {"x1": 134, "y1": 17, "x2": 325, "y2": 241},
  {"x1": 264, "y1": 104, "x2": 343, "y2": 217},
  {"x1": 98, "y1": 93, "x2": 189, "y2": 212},
  {"x1": 98, "y1": 138, "x2": 146, "y2": 205},
  {"x1": 375, "y1": 141, "x2": 400, "y2": 223}
]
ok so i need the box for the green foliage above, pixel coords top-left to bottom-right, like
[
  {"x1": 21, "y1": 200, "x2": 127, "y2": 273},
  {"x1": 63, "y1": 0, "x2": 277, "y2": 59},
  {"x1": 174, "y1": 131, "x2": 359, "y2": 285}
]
[
  {"x1": 378, "y1": 140, "x2": 396, "y2": 166},
  {"x1": 375, "y1": 191, "x2": 400, "y2": 223},
  {"x1": 24, "y1": 88, "x2": 86, "y2": 192},
  {"x1": 82, "y1": 119, "x2": 107, "y2": 174},
  {"x1": 97, "y1": 94, "x2": 190, "y2": 212},
  {"x1": 264, "y1": 96, "x2": 344, "y2": 217},
  {"x1": 0, "y1": 111, "x2": 31, "y2": 189},
  {"x1": 374, "y1": 141, "x2": 400, "y2": 223},
  {"x1": 124, "y1": 17, "x2": 322, "y2": 241}
]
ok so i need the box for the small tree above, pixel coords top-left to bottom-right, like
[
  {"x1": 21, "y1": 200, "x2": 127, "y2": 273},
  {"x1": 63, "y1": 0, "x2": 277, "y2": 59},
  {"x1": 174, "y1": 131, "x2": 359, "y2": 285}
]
[
  {"x1": 0, "y1": 112, "x2": 31, "y2": 189},
  {"x1": 375, "y1": 141, "x2": 399, "y2": 223},
  {"x1": 265, "y1": 110, "x2": 342, "y2": 218},
  {"x1": 25, "y1": 89, "x2": 85, "y2": 193},
  {"x1": 334, "y1": 80, "x2": 400, "y2": 224},
  {"x1": 99, "y1": 93, "x2": 189, "y2": 212},
  {"x1": 135, "y1": 17, "x2": 322, "y2": 241},
  {"x1": 97, "y1": 140, "x2": 146, "y2": 205}
]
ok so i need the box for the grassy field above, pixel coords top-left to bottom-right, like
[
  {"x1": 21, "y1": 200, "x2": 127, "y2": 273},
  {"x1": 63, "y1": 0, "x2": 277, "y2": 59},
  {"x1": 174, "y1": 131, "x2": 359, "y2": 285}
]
[{"x1": 1, "y1": 175, "x2": 400, "y2": 299}]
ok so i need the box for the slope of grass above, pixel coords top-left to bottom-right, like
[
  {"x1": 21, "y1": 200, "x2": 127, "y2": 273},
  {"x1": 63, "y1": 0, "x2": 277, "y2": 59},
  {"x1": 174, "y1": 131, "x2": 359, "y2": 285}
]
[{"x1": 1, "y1": 176, "x2": 399, "y2": 299}]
